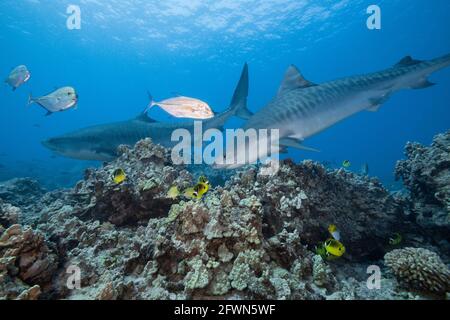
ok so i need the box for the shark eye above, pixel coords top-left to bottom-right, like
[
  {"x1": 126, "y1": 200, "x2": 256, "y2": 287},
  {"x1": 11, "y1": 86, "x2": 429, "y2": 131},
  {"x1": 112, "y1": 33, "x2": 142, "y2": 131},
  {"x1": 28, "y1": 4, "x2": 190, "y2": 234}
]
[{"x1": 67, "y1": 92, "x2": 72, "y2": 96}]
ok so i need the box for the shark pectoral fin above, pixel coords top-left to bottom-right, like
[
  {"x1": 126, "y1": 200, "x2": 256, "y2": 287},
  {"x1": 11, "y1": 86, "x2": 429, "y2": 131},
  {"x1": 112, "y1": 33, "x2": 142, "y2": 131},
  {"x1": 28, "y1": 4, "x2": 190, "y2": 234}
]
[
  {"x1": 411, "y1": 79, "x2": 435, "y2": 89},
  {"x1": 280, "y1": 137, "x2": 320, "y2": 152},
  {"x1": 45, "y1": 111, "x2": 53, "y2": 116},
  {"x1": 278, "y1": 65, "x2": 316, "y2": 95},
  {"x1": 367, "y1": 105, "x2": 381, "y2": 112},
  {"x1": 368, "y1": 93, "x2": 392, "y2": 111}
]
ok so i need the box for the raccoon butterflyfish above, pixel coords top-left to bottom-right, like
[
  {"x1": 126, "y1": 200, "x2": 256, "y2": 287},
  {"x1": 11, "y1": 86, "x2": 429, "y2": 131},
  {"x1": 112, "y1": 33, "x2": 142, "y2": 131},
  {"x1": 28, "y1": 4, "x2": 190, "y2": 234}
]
[
  {"x1": 167, "y1": 185, "x2": 180, "y2": 199},
  {"x1": 389, "y1": 233, "x2": 402, "y2": 246},
  {"x1": 324, "y1": 238, "x2": 346, "y2": 257},
  {"x1": 112, "y1": 168, "x2": 126, "y2": 184},
  {"x1": 342, "y1": 160, "x2": 351, "y2": 168},
  {"x1": 183, "y1": 176, "x2": 210, "y2": 200},
  {"x1": 328, "y1": 224, "x2": 341, "y2": 241},
  {"x1": 198, "y1": 175, "x2": 209, "y2": 185}
]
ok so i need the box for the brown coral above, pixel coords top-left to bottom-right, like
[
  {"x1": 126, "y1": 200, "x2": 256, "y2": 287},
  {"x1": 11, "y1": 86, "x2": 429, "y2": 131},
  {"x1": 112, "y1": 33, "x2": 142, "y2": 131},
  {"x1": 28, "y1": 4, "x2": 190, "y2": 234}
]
[{"x1": 384, "y1": 247, "x2": 450, "y2": 294}]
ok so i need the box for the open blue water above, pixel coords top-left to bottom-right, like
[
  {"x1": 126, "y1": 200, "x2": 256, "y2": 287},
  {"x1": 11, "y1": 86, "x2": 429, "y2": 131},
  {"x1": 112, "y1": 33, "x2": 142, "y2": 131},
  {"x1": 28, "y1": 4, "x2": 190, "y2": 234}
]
[{"x1": 0, "y1": 0, "x2": 449, "y2": 190}]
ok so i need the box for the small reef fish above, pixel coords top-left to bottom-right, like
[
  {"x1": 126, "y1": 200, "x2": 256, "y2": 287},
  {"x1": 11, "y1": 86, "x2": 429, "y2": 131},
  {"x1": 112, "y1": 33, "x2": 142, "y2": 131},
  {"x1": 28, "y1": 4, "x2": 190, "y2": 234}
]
[
  {"x1": 328, "y1": 224, "x2": 341, "y2": 241},
  {"x1": 167, "y1": 185, "x2": 180, "y2": 199},
  {"x1": 324, "y1": 238, "x2": 346, "y2": 257},
  {"x1": 112, "y1": 168, "x2": 126, "y2": 184},
  {"x1": 29, "y1": 86, "x2": 78, "y2": 116},
  {"x1": 389, "y1": 233, "x2": 402, "y2": 246},
  {"x1": 145, "y1": 92, "x2": 214, "y2": 120},
  {"x1": 184, "y1": 176, "x2": 210, "y2": 200},
  {"x1": 167, "y1": 176, "x2": 211, "y2": 200},
  {"x1": 5, "y1": 65, "x2": 31, "y2": 91},
  {"x1": 342, "y1": 160, "x2": 351, "y2": 168}
]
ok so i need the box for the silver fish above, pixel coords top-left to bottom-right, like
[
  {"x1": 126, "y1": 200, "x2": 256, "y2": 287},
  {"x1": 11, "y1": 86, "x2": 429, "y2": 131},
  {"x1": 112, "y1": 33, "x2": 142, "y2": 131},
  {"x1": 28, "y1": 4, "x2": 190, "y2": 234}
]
[
  {"x1": 217, "y1": 53, "x2": 450, "y2": 168},
  {"x1": 29, "y1": 86, "x2": 78, "y2": 116},
  {"x1": 145, "y1": 94, "x2": 214, "y2": 119},
  {"x1": 5, "y1": 65, "x2": 31, "y2": 91}
]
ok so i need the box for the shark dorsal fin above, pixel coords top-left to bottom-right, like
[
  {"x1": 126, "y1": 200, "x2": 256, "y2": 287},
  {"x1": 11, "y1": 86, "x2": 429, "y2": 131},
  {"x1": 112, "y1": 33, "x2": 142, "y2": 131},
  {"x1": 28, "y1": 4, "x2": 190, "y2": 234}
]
[
  {"x1": 394, "y1": 56, "x2": 422, "y2": 68},
  {"x1": 135, "y1": 113, "x2": 157, "y2": 123},
  {"x1": 278, "y1": 65, "x2": 316, "y2": 95}
]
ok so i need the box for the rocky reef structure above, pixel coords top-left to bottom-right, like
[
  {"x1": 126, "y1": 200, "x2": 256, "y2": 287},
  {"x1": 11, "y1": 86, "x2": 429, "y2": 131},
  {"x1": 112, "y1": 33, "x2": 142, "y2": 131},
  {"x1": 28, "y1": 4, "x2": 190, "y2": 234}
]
[
  {"x1": 385, "y1": 247, "x2": 450, "y2": 295},
  {"x1": 0, "y1": 132, "x2": 449, "y2": 300},
  {"x1": 0, "y1": 178, "x2": 46, "y2": 209},
  {"x1": 395, "y1": 131, "x2": 450, "y2": 253},
  {"x1": 0, "y1": 223, "x2": 58, "y2": 299}
]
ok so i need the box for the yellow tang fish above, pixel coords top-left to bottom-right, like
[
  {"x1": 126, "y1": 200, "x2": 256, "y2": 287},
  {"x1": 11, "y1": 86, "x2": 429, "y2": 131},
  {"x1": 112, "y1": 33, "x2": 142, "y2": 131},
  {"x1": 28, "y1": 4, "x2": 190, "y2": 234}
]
[
  {"x1": 324, "y1": 238, "x2": 346, "y2": 257},
  {"x1": 112, "y1": 168, "x2": 126, "y2": 184}
]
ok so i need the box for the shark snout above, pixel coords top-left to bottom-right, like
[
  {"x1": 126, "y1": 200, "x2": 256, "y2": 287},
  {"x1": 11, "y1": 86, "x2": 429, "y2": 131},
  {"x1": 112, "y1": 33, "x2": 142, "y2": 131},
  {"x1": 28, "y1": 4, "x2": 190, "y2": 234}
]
[{"x1": 41, "y1": 138, "x2": 59, "y2": 152}]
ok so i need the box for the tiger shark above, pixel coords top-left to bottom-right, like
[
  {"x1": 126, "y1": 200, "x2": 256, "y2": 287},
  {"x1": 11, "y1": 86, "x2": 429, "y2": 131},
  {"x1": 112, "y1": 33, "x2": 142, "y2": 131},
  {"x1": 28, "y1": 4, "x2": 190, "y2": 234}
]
[
  {"x1": 217, "y1": 53, "x2": 450, "y2": 168},
  {"x1": 42, "y1": 64, "x2": 251, "y2": 161}
]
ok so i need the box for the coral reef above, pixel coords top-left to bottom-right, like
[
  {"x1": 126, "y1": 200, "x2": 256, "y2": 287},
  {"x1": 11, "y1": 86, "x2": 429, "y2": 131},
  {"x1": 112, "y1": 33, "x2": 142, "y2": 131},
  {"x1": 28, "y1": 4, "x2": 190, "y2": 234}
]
[
  {"x1": 395, "y1": 131, "x2": 450, "y2": 237},
  {"x1": 0, "y1": 200, "x2": 20, "y2": 227},
  {"x1": 0, "y1": 178, "x2": 46, "y2": 208},
  {"x1": 71, "y1": 139, "x2": 193, "y2": 226},
  {"x1": 0, "y1": 224, "x2": 58, "y2": 299},
  {"x1": 384, "y1": 247, "x2": 450, "y2": 295},
  {"x1": 0, "y1": 131, "x2": 449, "y2": 300}
]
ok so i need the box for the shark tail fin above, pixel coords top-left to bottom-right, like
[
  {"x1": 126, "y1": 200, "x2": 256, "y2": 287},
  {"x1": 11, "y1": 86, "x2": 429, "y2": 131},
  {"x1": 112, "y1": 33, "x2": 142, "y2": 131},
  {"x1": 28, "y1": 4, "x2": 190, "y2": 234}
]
[
  {"x1": 142, "y1": 91, "x2": 155, "y2": 114},
  {"x1": 229, "y1": 63, "x2": 253, "y2": 120}
]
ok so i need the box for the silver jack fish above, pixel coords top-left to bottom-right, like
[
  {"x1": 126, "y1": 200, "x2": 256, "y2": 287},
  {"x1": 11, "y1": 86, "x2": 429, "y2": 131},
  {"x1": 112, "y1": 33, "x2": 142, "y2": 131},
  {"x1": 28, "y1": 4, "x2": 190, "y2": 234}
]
[
  {"x1": 218, "y1": 53, "x2": 450, "y2": 169},
  {"x1": 145, "y1": 94, "x2": 214, "y2": 119},
  {"x1": 42, "y1": 64, "x2": 251, "y2": 161},
  {"x1": 5, "y1": 65, "x2": 31, "y2": 91},
  {"x1": 29, "y1": 86, "x2": 78, "y2": 116}
]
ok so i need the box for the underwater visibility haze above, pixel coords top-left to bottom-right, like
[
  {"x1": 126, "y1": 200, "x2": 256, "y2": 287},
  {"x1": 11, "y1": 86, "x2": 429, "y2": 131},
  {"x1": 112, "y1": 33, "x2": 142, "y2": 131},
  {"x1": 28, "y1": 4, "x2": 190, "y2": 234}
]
[{"x1": 0, "y1": 0, "x2": 449, "y2": 302}]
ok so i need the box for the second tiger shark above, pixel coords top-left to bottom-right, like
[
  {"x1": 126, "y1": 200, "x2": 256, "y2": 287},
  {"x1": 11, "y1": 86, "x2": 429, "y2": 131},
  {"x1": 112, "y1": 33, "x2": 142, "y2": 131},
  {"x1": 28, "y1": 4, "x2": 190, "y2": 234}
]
[{"x1": 217, "y1": 53, "x2": 450, "y2": 168}]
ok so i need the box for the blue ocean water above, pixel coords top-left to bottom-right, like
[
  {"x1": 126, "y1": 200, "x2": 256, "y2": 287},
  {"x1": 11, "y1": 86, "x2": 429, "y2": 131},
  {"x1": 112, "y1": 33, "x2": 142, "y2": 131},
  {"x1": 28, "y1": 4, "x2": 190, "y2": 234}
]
[{"x1": 0, "y1": 0, "x2": 449, "y2": 190}]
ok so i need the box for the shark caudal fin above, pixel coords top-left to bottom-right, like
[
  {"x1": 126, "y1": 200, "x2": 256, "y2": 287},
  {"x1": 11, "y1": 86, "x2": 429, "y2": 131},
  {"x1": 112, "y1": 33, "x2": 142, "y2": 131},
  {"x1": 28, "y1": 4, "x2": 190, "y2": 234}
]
[{"x1": 229, "y1": 63, "x2": 253, "y2": 120}]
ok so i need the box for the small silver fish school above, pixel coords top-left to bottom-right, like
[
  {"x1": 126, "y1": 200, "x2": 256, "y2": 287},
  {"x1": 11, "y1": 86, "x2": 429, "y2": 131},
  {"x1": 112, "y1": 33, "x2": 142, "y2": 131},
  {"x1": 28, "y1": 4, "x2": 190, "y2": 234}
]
[
  {"x1": 29, "y1": 86, "x2": 78, "y2": 116},
  {"x1": 5, "y1": 65, "x2": 31, "y2": 91},
  {"x1": 145, "y1": 93, "x2": 214, "y2": 120}
]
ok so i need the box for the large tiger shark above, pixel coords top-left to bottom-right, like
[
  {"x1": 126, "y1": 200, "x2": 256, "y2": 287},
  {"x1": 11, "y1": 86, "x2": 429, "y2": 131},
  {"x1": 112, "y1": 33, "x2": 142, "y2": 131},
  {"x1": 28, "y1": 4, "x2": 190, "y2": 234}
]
[
  {"x1": 217, "y1": 53, "x2": 450, "y2": 168},
  {"x1": 42, "y1": 64, "x2": 252, "y2": 161}
]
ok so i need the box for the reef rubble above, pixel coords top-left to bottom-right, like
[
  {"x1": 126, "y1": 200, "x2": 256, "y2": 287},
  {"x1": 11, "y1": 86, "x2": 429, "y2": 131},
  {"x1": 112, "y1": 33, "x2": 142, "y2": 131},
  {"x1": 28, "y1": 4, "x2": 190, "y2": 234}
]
[{"x1": 0, "y1": 132, "x2": 449, "y2": 300}]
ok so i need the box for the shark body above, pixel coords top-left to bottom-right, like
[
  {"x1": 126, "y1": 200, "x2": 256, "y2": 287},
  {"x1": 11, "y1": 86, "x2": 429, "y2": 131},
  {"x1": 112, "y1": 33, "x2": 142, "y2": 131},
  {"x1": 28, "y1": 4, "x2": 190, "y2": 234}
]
[
  {"x1": 220, "y1": 53, "x2": 450, "y2": 168},
  {"x1": 42, "y1": 64, "x2": 251, "y2": 161}
]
